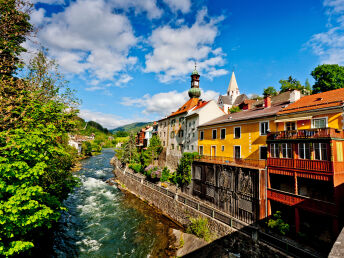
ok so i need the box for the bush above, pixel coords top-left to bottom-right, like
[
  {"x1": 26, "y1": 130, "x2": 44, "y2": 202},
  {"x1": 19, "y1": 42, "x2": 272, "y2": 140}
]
[
  {"x1": 186, "y1": 216, "x2": 211, "y2": 242},
  {"x1": 160, "y1": 167, "x2": 171, "y2": 182},
  {"x1": 129, "y1": 163, "x2": 142, "y2": 173},
  {"x1": 175, "y1": 152, "x2": 199, "y2": 187},
  {"x1": 267, "y1": 211, "x2": 290, "y2": 235}
]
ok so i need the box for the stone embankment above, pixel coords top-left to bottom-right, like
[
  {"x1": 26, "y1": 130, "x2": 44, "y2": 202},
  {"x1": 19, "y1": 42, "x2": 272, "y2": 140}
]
[{"x1": 111, "y1": 157, "x2": 290, "y2": 257}]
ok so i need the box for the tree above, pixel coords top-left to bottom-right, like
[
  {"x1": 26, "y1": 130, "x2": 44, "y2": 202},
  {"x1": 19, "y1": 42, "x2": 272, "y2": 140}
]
[
  {"x1": 0, "y1": 16, "x2": 78, "y2": 255},
  {"x1": 311, "y1": 64, "x2": 344, "y2": 93},
  {"x1": 146, "y1": 135, "x2": 163, "y2": 164},
  {"x1": 117, "y1": 133, "x2": 138, "y2": 164},
  {"x1": 175, "y1": 152, "x2": 199, "y2": 188},
  {"x1": 229, "y1": 106, "x2": 240, "y2": 113},
  {"x1": 279, "y1": 76, "x2": 311, "y2": 95},
  {"x1": 0, "y1": 0, "x2": 33, "y2": 78},
  {"x1": 263, "y1": 86, "x2": 278, "y2": 97}
]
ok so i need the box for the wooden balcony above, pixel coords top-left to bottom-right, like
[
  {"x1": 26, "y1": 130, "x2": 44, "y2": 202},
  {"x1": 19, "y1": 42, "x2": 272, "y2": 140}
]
[
  {"x1": 267, "y1": 128, "x2": 344, "y2": 141},
  {"x1": 267, "y1": 157, "x2": 333, "y2": 173},
  {"x1": 267, "y1": 188, "x2": 337, "y2": 216},
  {"x1": 196, "y1": 155, "x2": 266, "y2": 169}
]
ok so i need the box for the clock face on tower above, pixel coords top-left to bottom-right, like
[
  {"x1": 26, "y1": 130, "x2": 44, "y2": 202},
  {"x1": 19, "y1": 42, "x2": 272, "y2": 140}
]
[{"x1": 193, "y1": 81, "x2": 199, "y2": 86}]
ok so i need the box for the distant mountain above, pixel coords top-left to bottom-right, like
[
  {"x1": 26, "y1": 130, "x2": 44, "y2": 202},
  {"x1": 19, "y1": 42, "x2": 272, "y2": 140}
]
[
  {"x1": 110, "y1": 122, "x2": 152, "y2": 133},
  {"x1": 75, "y1": 117, "x2": 111, "y2": 135}
]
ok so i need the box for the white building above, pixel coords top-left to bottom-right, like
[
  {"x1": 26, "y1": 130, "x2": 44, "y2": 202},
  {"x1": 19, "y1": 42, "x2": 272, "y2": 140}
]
[
  {"x1": 218, "y1": 71, "x2": 248, "y2": 113},
  {"x1": 184, "y1": 100, "x2": 225, "y2": 153}
]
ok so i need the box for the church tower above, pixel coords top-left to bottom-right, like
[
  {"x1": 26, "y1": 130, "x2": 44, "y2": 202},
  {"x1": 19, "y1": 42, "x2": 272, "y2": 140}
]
[
  {"x1": 188, "y1": 64, "x2": 201, "y2": 99},
  {"x1": 227, "y1": 71, "x2": 240, "y2": 100}
]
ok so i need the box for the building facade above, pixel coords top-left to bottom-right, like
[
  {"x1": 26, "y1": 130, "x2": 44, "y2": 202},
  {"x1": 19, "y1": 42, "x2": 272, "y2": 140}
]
[{"x1": 266, "y1": 88, "x2": 344, "y2": 241}]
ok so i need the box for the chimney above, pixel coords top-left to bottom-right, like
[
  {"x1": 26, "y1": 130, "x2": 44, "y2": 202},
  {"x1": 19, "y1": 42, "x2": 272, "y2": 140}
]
[
  {"x1": 290, "y1": 90, "x2": 301, "y2": 103},
  {"x1": 264, "y1": 95, "x2": 271, "y2": 108}
]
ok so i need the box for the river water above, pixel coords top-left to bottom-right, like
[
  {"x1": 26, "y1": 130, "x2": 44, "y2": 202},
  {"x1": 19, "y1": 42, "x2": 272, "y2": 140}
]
[{"x1": 52, "y1": 149, "x2": 179, "y2": 257}]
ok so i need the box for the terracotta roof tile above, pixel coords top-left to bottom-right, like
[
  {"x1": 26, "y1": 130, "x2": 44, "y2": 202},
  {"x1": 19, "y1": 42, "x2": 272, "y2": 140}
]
[
  {"x1": 278, "y1": 88, "x2": 344, "y2": 115},
  {"x1": 168, "y1": 98, "x2": 199, "y2": 117},
  {"x1": 193, "y1": 100, "x2": 209, "y2": 111}
]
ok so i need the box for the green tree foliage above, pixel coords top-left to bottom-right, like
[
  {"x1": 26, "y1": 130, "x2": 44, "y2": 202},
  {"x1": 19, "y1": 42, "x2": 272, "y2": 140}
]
[
  {"x1": 114, "y1": 131, "x2": 129, "y2": 137},
  {"x1": 81, "y1": 141, "x2": 92, "y2": 156},
  {"x1": 146, "y1": 135, "x2": 163, "y2": 164},
  {"x1": 311, "y1": 64, "x2": 344, "y2": 93},
  {"x1": 229, "y1": 106, "x2": 240, "y2": 113},
  {"x1": 279, "y1": 76, "x2": 311, "y2": 95},
  {"x1": 263, "y1": 86, "x2": 278, "y2": 97},
  {"x1": 267, "y1": 211, "x2": 290, "y2": 236},
  {"x1": 116, "y1": 133, "x2": 138, "y2": 164},
  {"x1": 0, "y1": 5, "x2": 78, "y2": 254},
  {"x1": 175, "y1": 152, "x2": 199, "y2": 188},
  {"x1": 0, "y1": 0, "x2": 33, "y2": 78}
]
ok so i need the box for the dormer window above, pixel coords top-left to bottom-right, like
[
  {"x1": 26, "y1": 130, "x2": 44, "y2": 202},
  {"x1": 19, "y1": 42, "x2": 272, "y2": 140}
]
[{"x1": 316, "y1": 97, "x2": 323, "y2": 101}]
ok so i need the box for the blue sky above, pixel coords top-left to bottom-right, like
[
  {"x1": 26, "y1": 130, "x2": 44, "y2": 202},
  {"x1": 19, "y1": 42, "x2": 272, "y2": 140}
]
[{"x1": 28, "y1": 0, "x2": 344, "y2": 129}]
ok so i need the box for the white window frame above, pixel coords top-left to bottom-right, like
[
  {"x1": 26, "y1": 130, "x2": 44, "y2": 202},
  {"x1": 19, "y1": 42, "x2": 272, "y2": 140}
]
[
  {"x1": 220, "y1": 128, "x2": 226, "y2": 140},
  {"x1": 260, "y1": 121, "x2": 269, "y2": 136},
  {"x1": 212, "y1": 129, "x2": 217, "y2": 139},
  {"x1": 270, "y1": 143, "x2": 279, "y2": 158},
  {"x1": 298, "y1": 143, "x2": 311, "y2": 160},
  {"x1": 200, "y1": 131, "x2": 204, "y2": 140},
  {"x1": 199, "y1": 145, "x2": 204, "y2": 155},
  {"x1": 284, "y1": 121, "x2": 297, "y2": 131},
  {"x1": 259, "y1": 146, "x2": 268, "y2": 160},
  {"x1": 234, "y1": 126, "x2": 241, "y2": 139},
  {"x1": 281, "y1": 143, "x2": 292, "y2": 158},
  {"x1": 211, "y1": 145, "x2": 217, "y2": 156},
  {"x1": 234, "y1": 145, "x2": 241, "y2": 159},
  {"x1": 314, "y1": 143, "x2": 328, "y2": 161},
  {"x1": 311, "y1": 117, "x2": 328, "y2": 129}
]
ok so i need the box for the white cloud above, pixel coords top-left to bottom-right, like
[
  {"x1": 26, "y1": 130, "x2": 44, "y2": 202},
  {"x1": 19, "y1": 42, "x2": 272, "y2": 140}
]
[
  {"x1": 144, "y1": 8, "x2": 227, "y2": 82},
  {"x1": 110, "y1": 0, "x2": 163, "y2": 19},
  {"x1": 163, "y1": 0, "x2": 191, "y2": 13},
  {"x1": 121, "y1": 89, "x2": 219, "y2": 116},
  {"x1": 79, "y1": 109, "x2": 141, "y2": 129},
  {"x1": 307, "y1": 0, "x2": 344, "y2": 64},
  {"x1": 36, "y1": 0, "x2": 137, "y2": 84}
]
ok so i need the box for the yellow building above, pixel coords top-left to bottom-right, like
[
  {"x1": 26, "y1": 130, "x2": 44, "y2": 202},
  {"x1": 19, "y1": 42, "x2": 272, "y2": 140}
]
[{"x1": 197, "y1": 91, "x2": 300, "y2": 166}]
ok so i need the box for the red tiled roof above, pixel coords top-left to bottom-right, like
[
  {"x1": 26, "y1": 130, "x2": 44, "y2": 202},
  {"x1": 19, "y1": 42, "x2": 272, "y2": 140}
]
[
  {"x1": 278, "y1": 88, "x2": 344, "y2": 115},
  {"x1": 193, "y1": 100, "x2": 209, "y2": 111},
  {"x1": 168, "y1": 98, "x2": 199, "y2": 117}
]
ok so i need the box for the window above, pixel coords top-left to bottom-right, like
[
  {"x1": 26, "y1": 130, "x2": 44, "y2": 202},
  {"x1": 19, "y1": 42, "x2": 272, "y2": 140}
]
[
  {"x1": 221, "y1": 145, "x2": 225, "y2": 151},
  {"x1": 270, "y1": 143, "x2": 279, "y2": 158},
  {"x1": 163, "y1": 141, "x2": 165, "y2": 146},
  {"x1": 171, "y1": 119, "x2": 175, "y2": 126},
  {"x1": 189, "y1": 122, "x2": 191, "y2": 127},
  {"x1": 191, "y1": 145, "x2": 194, "y2": 150},
  {"x1": 260, "y1": 146, "x2": 267, "y2": 160},
  {"x1": 337, "y1": 142, "x2": 343, "y2": 162},
  {"x1": 285, "y1": 122, "x2": 296, "y2": 131},
  {"x1": 171, "y1": 144, "x2": 174, "y2": 150},
  {"x1": 221, "y1": 128, "x2": 226, "y2": 139},
  {"x1": 178, "y1": 130, "x2": 184, "y2": 138},
  {"x1": 260, "y1": 121, "x2": 269, "y2": 135},
  {"x1": 187, "y1": 145, "x2": 189, "y2": 150},
  {"x1": 199, "y1": 146, "x2": 204, "y2": 155},
  {"x1": 314, "y1": 143, "x2": 328, "y2": 160},
  {"x1": 234, "y1": 146, "x2": 241, "y2": 159},
  {"x1": 299, "y1": 143, "x2": 311, "y2": 159},
  {"x1": 179, "y1": 117, "x2": 184, "y2": 123},
  {"x1": 170, "y1": 131, "x2": 175, "y2": 138},
  {"x1": 164, "y1": 132, "x2": 166, "y2": 137},
  {"x1": 234, "y1": 127, "x2": 241, "y2": 139},
  {"x1": 200, "y1": 131, "x2": 204, "y2": 140},
  {"x1": 212, "y1": 129, "x2": 217, "y2": 139},
  {"x1": 192, "y1": 132, "x2": 195, "y2": 138},
  {"x1": 177, "y1": 145, "x2": 180, "y2": 150},
  {"x1": 312, "y1": 118, "x2": 327, "y2": 128},
  {"x1": 281, "y1": 143, "x2": 292, "y2": 158}
]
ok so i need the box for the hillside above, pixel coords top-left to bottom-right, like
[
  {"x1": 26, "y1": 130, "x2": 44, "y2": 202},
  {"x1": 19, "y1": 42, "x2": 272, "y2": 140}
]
[{"x1": 110, "y1": 122, "x2": 152, "y2": 133}]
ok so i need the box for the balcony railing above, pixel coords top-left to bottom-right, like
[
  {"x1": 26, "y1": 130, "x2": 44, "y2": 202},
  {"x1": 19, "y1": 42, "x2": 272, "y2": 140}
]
[
  {"x1": 267, "y1": 157, "x2": 333, "y2": 173},
  {"x1": 267, "y1": 188, "x2": 337, "y2": 216},
  {"x1": 196, "y1": 155, "x2": 266, "y2": 169},
  {"x1": 267, "y1": 128, "x2": 344, "y2": 140}
]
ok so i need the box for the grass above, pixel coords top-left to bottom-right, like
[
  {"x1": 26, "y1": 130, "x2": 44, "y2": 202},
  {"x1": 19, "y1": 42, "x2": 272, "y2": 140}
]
[{"x1": 186, "y1": 216, "x2": 211, "y2": 242}]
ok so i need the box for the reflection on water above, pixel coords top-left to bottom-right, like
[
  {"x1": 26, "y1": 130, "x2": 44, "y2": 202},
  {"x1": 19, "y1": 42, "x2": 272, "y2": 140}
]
[{"x1": 53, "y1": 149, "x2": 179, "y2": 257}]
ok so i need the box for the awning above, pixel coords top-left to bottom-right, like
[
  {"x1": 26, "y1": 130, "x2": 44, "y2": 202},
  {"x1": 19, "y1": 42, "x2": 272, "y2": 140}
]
[{"x1": 274, "y1": 116, "x2": 312, "y2": 123}]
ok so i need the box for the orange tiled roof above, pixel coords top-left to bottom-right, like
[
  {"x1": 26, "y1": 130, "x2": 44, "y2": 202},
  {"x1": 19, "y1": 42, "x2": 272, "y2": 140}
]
[
  {"x1": 193, "y1": 100, "x2": 209, "y2": 111},
  {"x1": 278, "y1": 88, "x2": 344, "y2": 115},
  {"x1": 168, "y1": 98, "x2": 199, "y2": 117}
]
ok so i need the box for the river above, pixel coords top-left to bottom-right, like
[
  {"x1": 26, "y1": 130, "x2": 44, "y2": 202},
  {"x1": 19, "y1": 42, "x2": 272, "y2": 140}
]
[{"x1": 52, "y1": 149, "x2": 180, "y2": 257}]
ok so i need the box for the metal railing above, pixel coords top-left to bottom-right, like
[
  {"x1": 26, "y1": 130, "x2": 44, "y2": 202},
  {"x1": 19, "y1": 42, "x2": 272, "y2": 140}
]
[
  {"x1": 196, "y1": 155, "x2": 266, "y2": 169},
  {"x1": 267, "y1": 128, "x2": 344, "y2": 140}
]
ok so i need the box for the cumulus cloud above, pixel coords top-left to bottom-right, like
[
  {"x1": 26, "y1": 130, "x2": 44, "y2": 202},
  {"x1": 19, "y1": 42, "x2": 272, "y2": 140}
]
[
  {"x1": 163, "y1": 0, "x2": 191, "y2": 13},
  {"x1": 307, "y1": 0, "x2": 344, "y2": 64},
  {"x1": 36, "y1": 0, "x2": 137, "y2": 85},
  {"x1": 144, "y1": 8, "x2": 227, "y2": 82},
  {"x1": 121, "y1": 89, "x2": 219, "y2": 116},
  {"x1": 79, "y1": 109, "x2": 141, "y2": 129},
  {"x1": 110, "y1": 0, "x2": 163, "y2": 19}
]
